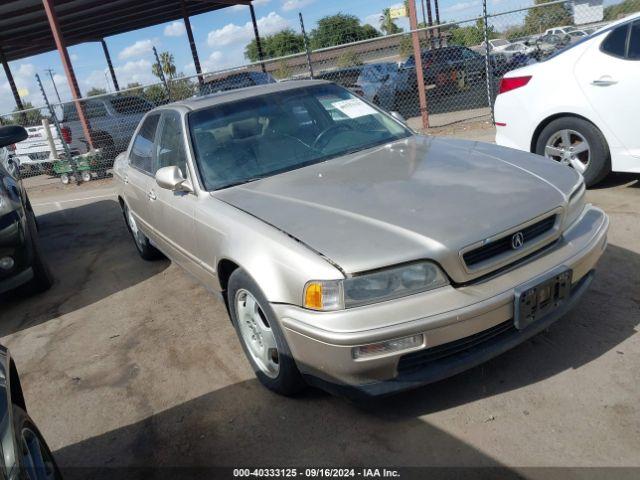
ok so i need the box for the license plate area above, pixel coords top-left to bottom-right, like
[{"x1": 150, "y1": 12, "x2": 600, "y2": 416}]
[{"x1": 514, "y1": 268, "x2": 572, "y2": 330}]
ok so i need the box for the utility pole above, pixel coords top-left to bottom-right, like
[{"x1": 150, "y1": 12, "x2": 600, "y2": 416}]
[{"x1": 45, "y1": 68, "x2": 62, "y2": 103}]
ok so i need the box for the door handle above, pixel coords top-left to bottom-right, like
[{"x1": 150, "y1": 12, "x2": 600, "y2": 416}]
[
  {"x1": 148, "y1": 190, "x2": 157, "y2": 201},
  {"x1": 591, "y1": 76, "x2": 617, "y2": 86}
]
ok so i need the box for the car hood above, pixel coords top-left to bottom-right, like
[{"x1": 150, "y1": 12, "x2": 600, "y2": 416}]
[{"x1": 214, "y1": 135, "x2": 579, "y2": 281}]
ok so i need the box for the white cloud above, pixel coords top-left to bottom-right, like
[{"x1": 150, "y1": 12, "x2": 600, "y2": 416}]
[
  {"x1": 114, "y1": 59, "x2": 155, "y2": 86},
  {"x1": 164, "y1": 21, "x2": 186, "y2": 37},
  {"x1": 282, "y1": 0, "x2": 314, "y2": 12},
  {"x1": 363, "y1": 13, "x2": 382, "y2": 29},
  {"x1": 232, "y1": 0, "x2": 271, "y2": 10},
  {"x1": 16, "y1": 63, "x2": 36, "y2": 78},
  {"x1": 443, "y1": 1, "x2": 481, "y2": 13},
  {"x1": 206, "y1": 11, "x2": 289, "y2": 47},
  {"x1": 70, "y1": 53, "x2": 79, "y2": 61},
  {"x1": 118, "y1": 39, "x2": 155, "y2": 60}
]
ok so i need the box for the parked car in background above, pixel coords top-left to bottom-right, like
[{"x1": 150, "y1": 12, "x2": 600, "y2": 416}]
[
  {"x1": 353, "y1": 63, "x2": 399, "y2": 112},
  {"x1": 316, "y1": 66, "x2": 364, "y2": 90},
  {"x1": 495, "y1": 13, "x2": 640, "y2": 186},
  {"x1": 114, "y1": 80, "x2": 607, "y2": 397},
  {"x1": 478, "y1": 38, "x2": 512, "y2": 53},
  {"x1": 568, "y1": 30, "x2": 589, "y2": 42},
  {"x1": 200, "y1": 71, "x2": 276, "y2": 95},
  {"x1": 0, "y1": 126, "x2": 53, "y2": 296},
  {"x1": 501, "y1": 41, "x2": 537, "y2": 59},
  {"x1": 60, "y1": 95, "x2": 154, "y2": 160},
  {"x1": 12, "y1": 123, "x2": 76, "y2": 176},
  {"x1": 398, "y1": 45, "x2": 486, "y2": 96},
  {"x1": 0, "y1": 344, "x2": 61, "y2": 478},
  {"x1": 544, "y1": 25, "x2": 576, "y2": 37}
]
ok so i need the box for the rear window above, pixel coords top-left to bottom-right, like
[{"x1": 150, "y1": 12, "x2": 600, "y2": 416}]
[{"x1": 601, "y1": 24, "x2": 629, "y2": 58}]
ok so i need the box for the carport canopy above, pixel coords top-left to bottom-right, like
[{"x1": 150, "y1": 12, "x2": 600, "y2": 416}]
[
  {"x1": 0, "y1": 0, "x2": 257, "y2": 150},
  {"x1": 0, "y1": 0, "x2": 250, "y2": 62}
]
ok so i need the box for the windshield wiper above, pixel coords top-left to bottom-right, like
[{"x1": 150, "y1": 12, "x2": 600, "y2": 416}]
[{"x1": 216, "y1": 176, "x2": 265, "y2": 190}]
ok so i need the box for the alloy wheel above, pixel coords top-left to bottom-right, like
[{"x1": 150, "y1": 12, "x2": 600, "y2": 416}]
[
  {"x1": 544, "y1": 129, "x2": 590, "y2": 174},
  {"x1": 126, "y1": 207, "x2": 146, "y2": 251},
  {"x1": 235, "y1": 289, "x2": 280, "y2": 378}
]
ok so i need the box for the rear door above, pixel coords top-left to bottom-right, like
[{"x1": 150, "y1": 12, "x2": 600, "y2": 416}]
[
  {"x1": 574, "y1": 20, "x2": 640, "y2": 163},
  {"x1": 124, "y1": 113, "x2": 160, "y2": 238},
  {"x1": 149, "y1": 110, "x2": 200, "y2": 276}
]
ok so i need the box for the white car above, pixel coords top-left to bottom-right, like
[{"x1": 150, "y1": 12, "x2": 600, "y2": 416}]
[
  {"x1": 495, "y1": 13, "x2": 640, "y2": 186},
  {"x1": 544, "y1": 26, "x2": 576, "y2": 37},
  {"x1": 501, "y1": 41, "x2": 536, "y2": 59}
]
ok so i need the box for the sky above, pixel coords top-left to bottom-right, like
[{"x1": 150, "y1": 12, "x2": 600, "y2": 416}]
[{"x1": 0, "y1": 0, "x2": 615, "y2": 115}]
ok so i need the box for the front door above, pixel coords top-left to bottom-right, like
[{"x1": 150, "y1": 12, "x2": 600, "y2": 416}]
[
  {"x1": 149, "y1": 110, "x2": 201, "y2": 279},
  {"x1": 125, "y1": 113, "x2": 160, "y2": 239}
]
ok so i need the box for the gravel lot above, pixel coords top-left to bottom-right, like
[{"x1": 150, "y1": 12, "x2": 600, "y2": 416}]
[{"x1": 2, "y1": 131, "x2": 639, "y2": 478}]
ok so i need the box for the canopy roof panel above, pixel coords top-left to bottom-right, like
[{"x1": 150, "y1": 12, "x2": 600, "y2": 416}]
[{"x1": 0, "y1": 0, "x2": 249, "y2": 62}]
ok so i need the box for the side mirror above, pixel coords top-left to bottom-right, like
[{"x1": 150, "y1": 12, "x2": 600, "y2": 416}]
[
  {"x1": 0, "y1": 126, "x2": 28, "y2": 149},
  {"x1": 155, "y1": 166, "x2": 193, "y2": 192},
  {"x1": 390, "y1": 111, "x2": 406, "y2": 123}
]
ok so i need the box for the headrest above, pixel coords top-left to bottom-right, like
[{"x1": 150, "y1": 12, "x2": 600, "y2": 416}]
[{"x1": 231, "y1": 118, "x2": 261, "y2": 139}]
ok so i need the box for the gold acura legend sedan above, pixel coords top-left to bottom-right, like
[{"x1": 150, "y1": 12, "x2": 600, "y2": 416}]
[{"x1": 114, "y1": 81, "x2": 608, "y2": 397}]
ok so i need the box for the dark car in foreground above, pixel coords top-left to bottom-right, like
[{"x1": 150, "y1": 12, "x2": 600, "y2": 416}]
[
  {"x1": 0, "y1": 126, "x2": 53, "y2": 297},
  {"x1": 0, "y1": 344, "x2": 61, "y2": 479}
]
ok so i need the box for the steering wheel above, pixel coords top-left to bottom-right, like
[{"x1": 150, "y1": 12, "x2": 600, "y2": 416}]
[{"x1": 312, "y1": 123, "x2": 353, "y2": 150}]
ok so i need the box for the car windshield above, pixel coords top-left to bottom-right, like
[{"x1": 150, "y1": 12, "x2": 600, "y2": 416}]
[
  {"x1": 491, "y1": 39, "x2": 509, "y2": 47},
  {"x1": 188, "y1": 84, "x2": 411, "y2": 191}
]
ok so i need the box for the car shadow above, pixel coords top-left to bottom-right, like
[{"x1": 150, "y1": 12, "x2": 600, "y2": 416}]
[
  {"x1": 593, "y1": 173, "x2": 639, "y2": 190},
  {"x1": 51, "y1": 245, "x2": 637, "y2": 476},
  {"x1": 0, "y1": 200, "x2": 169, "y2": 337},
  {"x1": 53, "y1": 378, "x2": 519, "y2": 479}
]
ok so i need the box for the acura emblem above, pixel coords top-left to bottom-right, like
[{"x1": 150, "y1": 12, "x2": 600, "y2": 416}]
[{"x1": 511, "y1": 232, "x2": 524, "y2": 250}]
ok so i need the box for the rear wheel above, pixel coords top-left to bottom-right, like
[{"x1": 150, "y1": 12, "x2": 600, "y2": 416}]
[
  {"x1": 535, "y1": 116, "x2": 610, "y2": 187},
  {"x1": 121, "y1": 202, "x2": 163, "y2": 261},
  {"x1": 228, "y1": 268, "x2": 306, "y2": 396}
]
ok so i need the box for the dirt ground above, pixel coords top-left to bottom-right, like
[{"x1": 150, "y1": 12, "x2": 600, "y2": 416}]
[{"x1": 2, "y1": 132, "x2": 639, "y2": 478}]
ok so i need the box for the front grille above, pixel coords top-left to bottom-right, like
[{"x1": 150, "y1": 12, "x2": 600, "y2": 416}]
[
  {"x1": 397, "y1": 320, "x2": 516, "y2": 375},
  {"x1": 463, "y1": 215, "x2": 557, "y2": 268}
]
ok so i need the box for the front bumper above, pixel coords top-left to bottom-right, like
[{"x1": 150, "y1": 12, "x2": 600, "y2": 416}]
[
  {"x1": 0, "y1": 209, "x2": 34, "y2": 295},
  {"x1": 275, "y1": 205, "x2": 608, "y2": 396}
]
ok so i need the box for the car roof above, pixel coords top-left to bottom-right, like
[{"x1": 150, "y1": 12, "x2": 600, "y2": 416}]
[{"x1": 164, "y1": 79, "x2": 331, "y2": 112}]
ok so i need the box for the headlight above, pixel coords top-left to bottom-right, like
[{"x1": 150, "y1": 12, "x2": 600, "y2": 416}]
[
  {"x1": 564, "y1": 180, "x2": 586, "y2": 228},
  {"x1": 304, "y1": 261, "x2": 449, "y2": 311}
]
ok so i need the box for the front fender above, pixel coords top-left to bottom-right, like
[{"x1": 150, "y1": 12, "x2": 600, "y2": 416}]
[{"x1": 197, "y1": 197, "x2": 344, "y2": 305}]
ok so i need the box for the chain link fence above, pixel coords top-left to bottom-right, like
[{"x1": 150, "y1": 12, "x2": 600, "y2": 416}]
[{"x1": 1, "y1": 0, "x2": 635, "y2": 188}]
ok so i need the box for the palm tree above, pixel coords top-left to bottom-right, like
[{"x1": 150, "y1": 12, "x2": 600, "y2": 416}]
[
  {"x1": 380, "y1": 8, "x2": 403, "y2": 35},
  {"x1": 152, "y1": 51, "x2": 177, "y2": 80}
]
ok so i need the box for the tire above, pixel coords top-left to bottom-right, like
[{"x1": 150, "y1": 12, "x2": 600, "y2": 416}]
[
  {"x1": 227, "y1": 268, "x2": 306, "y2": 396},
  {"x1": 12, "y1": 405, "x2": 63, "y2": 480},
  {"x1": 18, "y1": 210, "x2": 53, "y2": 295},
  {"x1": 535, "y1": 116, "x2": 610, "y2": 187},
  {"x1": 121, "y1": 202, "x2": 163, "y2": 261}
]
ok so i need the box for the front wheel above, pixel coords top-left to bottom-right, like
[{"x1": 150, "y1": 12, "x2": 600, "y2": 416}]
[
  {"x1": 121, "y1": 202, "x2": 163, "y2": 261},
  {"x1": 13, "y1": 405, "x2": 62, "y2": 480},
  {"x1": 535, "y1": 116, "x2": 610, "y2": 187},
  {"x1": 228, "y1": 268, "x2": 306, "y2": 396}
]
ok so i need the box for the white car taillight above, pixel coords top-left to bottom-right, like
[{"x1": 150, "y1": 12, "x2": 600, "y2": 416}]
[{"x1": 498, "y1": 75, "x2": 532, "y2": 95}]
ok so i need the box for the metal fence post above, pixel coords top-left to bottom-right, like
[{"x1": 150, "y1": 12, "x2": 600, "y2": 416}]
[
  {"x1": 482, "y1": 0, "x2": 495, "y2": 124},
  {"x1": 35, "y1": 73, "x2": 79, "y2": 184},
  {"x1": 153, "y1": 46, "x2": 171, "y2": 101},
  {"x1": 408, "y1": 0, "x2": 429, "y2": 129},
  {"x1": 299, "y1": 12, "x2": 314, "y2": 79}
]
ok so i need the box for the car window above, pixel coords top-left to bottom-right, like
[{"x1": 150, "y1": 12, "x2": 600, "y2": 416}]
[
  {"x1": 84, "y1": 101, "x2": 108, "y2": 119},
  {"x1": 601, "y1": 24, "x2": 629, "y2": 58},
  {"x1": 130, "y1": 114, "x2": 160, "y2": 174},
  {"x1": 188, "y1": 84, "x2": 410, "y2": 191},
  {"x1": 628, "y1": 21, "x2": 640, "y2": 59},
  {"x1": 156, "y1": 111, "x2": 188, "y2": 175}
]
